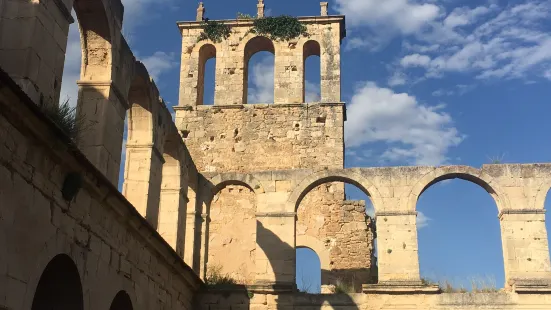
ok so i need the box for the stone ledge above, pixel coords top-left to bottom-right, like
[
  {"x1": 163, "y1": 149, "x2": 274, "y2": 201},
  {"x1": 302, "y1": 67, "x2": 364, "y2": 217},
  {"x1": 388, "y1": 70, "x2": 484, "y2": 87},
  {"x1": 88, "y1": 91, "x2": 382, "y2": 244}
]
[
  {"x1": 363, "y1": 281, "x2": 440, "y2": 294},
  {"x1": 174, "y1": 102, "x2": 346, "y2": 111},
  {"x1": 248, "y1": 281, "x2": 297, "y2": 293},
  {"x1": 498, "y1": 209, "x2": 546, "y2": 219},
  {"x1": 256, "y1": 212, "x2": 297, "y2": 218},
  {"x1": 511, "y1": 279, "x2": 551, "y2": 294},
  {"x1": 376, "y1": 211, "x2": 418, "y2": 217}
]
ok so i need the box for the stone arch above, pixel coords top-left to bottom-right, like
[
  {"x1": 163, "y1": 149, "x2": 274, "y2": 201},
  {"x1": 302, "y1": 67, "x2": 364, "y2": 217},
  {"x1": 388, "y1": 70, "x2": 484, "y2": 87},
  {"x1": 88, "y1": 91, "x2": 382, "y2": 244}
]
[
  {"x1": 534, "y1": 180, "x2": 551, "y2": 210},
  {"x1": 208, "y1": 173, "x2": 266, "y2": 195},
  {"x1": 303, "y1": 40, "x2": 321, "y2": 102},
  {"x1": 243, "y1": 36, "x2": 276, "y2": 104},
  {"x1": 288, "y1": 169, "x2": 382, "y2": 212},
  {"x1": 109, "y1": 291, "x2": 133, "y2": 310},
  {"x1": 197, "y1": 43, "x2": 217, "y2": 105},
  {"x1": 296, "y1": 235, "x2": 330, "y2": 272},
  {"x1": 30, "y1": 254, "x2": 84, "y2": 310},
  {"x1": 406, "y1": 166, "x2": 509, "y2": 212},
  {"x1": 73, "y1": 0, "x2": 115, "y2": 81},
  {"x1": 22, "y1": 233, "x2": 88, "y2": 310},
  {"x1": 127, "y1": 62, "x2": 155, "y2": 145}
]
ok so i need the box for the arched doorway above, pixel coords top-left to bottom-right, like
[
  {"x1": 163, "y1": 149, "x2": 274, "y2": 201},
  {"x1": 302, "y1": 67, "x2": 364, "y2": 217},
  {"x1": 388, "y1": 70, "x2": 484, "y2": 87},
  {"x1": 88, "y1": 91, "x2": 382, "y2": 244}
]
[
  {"x1": 31, "y1": 254, "x2": 84, "y2": 310},
  {"x1": 109, "y1": 291, "x2": 133, "y2": 310},
  {"x1": 296, "y1": 247, "x2": 321, "y2": 293}
]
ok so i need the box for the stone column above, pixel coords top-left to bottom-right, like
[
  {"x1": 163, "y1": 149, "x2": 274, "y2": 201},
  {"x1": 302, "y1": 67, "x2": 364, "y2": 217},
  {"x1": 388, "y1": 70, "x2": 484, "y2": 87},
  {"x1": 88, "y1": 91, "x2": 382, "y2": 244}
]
[
  {"x1": 122, "y1": 144, "x2": 164, "y2": 228},
  {"x1": 364, "y1": 211, "x2": 438, "y2": 293},
  {"x1": 77, "y1": 81, "x2": 127, "y2": 185},
  {"x1": 274, "y1": 48, "x2": 303, "y2": 104},
  {"x1": 320, "y1": 29, "x2": 341, "y2": 103},
  {"x1": 199, "y1": 211, "x2": 208, "y2": 279},
  {"x1": 253, "y1": 212, "x2": 296, "y2": 292},
  {"x1": 184, "y1": 177, "x2": 200, "y2": 273},
  {"x1": 377, "y1": 212, "x2": 421, "y2": 282},
  {"x1": 0, "y1": 0, "x2": 73, "y2": 106},
  {"x1": 158, "y1": 155, "x2": 188, "y2": 257},
  {"x1": 500, "y1": 209, "x2": 551, "y2": 292}
]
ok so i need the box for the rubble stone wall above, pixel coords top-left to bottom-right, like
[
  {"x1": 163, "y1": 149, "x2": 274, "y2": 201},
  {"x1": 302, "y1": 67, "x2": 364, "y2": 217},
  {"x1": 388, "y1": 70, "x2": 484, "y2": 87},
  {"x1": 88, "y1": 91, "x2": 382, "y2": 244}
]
[{"x1": 297, "y1": 183, "x2": 377, "y2": 291}]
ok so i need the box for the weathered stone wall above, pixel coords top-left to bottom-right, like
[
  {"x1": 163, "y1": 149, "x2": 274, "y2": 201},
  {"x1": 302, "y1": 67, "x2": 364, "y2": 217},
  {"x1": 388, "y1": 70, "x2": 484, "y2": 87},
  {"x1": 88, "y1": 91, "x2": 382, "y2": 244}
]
[
  {"x1": 297, "y1": 183, "x2": 377, "y2": 291},
  {"x1": 207, "y1": 185, "x2": 257, "y2": 284},
  {"x1": 196, "y1": 291, "x2": 551, "y2": 310},
  {"x1": 175, "y1": 103, "x2": 345, "y2": 173},
  {"x1": 0, "y1": 68, "x2": 201, "y2": 310}
]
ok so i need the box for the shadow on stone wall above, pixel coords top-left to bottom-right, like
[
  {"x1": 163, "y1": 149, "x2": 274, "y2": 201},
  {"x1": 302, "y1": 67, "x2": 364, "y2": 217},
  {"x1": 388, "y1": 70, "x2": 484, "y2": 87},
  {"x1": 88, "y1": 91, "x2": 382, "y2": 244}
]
[{"x1": 257, "y1": 221, "x2": 360, "y2": 310}]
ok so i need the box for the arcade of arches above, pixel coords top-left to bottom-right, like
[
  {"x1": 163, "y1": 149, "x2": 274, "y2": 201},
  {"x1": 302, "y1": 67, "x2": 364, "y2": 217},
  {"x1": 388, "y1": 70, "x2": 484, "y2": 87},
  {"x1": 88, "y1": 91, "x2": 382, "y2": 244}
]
[{"x1": 1, "y1": 0, "x2": 551, "y2": 309}]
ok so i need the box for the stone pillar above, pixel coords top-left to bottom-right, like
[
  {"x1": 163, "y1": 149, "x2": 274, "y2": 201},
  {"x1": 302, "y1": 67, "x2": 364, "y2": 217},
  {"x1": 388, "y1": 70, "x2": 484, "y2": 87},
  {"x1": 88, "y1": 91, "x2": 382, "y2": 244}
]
[
  {"x1": 199, "y1": 211, "x2": 208, "y2": 279},
  {"x1": 320, "y1": 29, "x2": 341, "y2": 103},
  {"x1": 253, "y1": 212, "x2": 296, "y2": 292},
  {"x1": 76, "y1": 81, "x2": 127, "y2": 184},
  {"x1": 0, "y1": 0, "x2": 73, "y2": 106},
  {"x1": 364, "y1": 212, "x2": 438, "y2": 293},
  {"x1": 321, "y1": 2, "x2": 329, "y2": 16},
  {"x1": 122, "y1": 144, "x2": 164, "y2": 229},
  {"x1": 257, "y1": 0, "x2": 265, "y2": 18},
  {"x1": 184, "y1": 175, "x2": 201, "y2": 274},
  {"x1": 376, "y1": 212, "x2": 421, "y2": 283},
  {"x1": 196, "y1": 2, "x2": 205, "y2": 21},
  {"x1": 158, "y1": 154, "x2": 188, "y2": 257},
  {"x1": 500, "y1": 209, "x2": 551, "y2": 292},
  {"x1": 274, "y1": 49, "x2": 302, "y2": 104}
]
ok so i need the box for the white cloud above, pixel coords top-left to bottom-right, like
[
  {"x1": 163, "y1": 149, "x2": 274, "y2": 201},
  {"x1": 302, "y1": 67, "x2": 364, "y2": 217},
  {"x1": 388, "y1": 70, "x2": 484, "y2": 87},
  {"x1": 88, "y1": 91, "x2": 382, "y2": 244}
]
[
  {"x1": 431, "y1": 89, "x2": 454, "y2": 97},
  {"x1": 401, "y1": 54, "x2": 432, "y2": 67},
  {"x1": 417, "y1": 211, "x2": 431, "y2": 229},
  {"x1": 121, "y1": 0, "x2": 177, "y2": 32},
  {"x1": 397, "y1": 1, "x2": 551, "y2": 82},
  {"x1": 305, "y1": 81, "x2": 320, "y2": 102},
  {"x1": 388, "y1": 71, "x2": 407, "y2": 86},
  {"x1": 140, "y1": 52, "x2": 178, "y2": 82},
  {"x1": 345, "y1": 82, "x2": 463, "y2": 166},
  {"x1": 443, "y1": 5, "x2": 495, "y2": 29},
  {"x1": 248, "y1": 57, "x2": 275, "y2": 103},
  {"x1": 335, "y1": 0, "x2": 441, "y2": 34}
]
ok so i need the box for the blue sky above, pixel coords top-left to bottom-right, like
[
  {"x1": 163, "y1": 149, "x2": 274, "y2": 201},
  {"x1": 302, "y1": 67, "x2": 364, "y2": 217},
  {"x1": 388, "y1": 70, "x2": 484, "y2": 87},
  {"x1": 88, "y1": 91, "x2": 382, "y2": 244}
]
[{"x1": 60, "y1": 0, "x2": 551, "y2": 293}]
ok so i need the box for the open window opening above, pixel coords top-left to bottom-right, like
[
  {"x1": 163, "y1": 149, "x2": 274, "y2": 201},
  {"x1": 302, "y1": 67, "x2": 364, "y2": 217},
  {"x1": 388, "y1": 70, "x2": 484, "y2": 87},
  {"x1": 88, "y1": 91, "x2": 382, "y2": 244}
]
[
  {"x1": 244, "y1": 37, "x2": 275, "y2": 104},
  {"x1": 303, "y1": 40, "x2": 321, "y2": 103},
  {"x1": 296, "y1": 247, "x2": 322, "y2": 293},
  {"x1": 198, "y1": 44, "x2": 216, "y2": 105},
  {"x1": 416, "y1": 179, "x2": 504, "y2": 291}
]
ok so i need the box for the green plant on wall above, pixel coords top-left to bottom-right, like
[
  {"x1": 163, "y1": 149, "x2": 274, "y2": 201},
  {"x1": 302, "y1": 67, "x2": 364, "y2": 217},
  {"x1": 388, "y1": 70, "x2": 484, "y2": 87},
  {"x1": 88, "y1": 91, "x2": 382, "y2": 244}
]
[
  {"x1": 198, "y1": 15, "x2": 309, "y2": 43},
  {"x1": 251, "y1": 15, "x2": 309, "y2": 41},
  {"x1": 197, "y1": 19, "x2": 231, "y2": 43},
  {"x1": 237, "y1": 12, "x2": 254, "y2": 19}
]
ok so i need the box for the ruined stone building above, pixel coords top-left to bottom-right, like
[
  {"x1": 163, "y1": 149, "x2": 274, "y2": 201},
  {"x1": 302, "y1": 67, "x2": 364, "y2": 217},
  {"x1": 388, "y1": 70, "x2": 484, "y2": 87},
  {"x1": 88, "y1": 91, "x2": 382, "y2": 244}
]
[{"x1": 1, "y1": 0, "x2": 551, "y2": 309}]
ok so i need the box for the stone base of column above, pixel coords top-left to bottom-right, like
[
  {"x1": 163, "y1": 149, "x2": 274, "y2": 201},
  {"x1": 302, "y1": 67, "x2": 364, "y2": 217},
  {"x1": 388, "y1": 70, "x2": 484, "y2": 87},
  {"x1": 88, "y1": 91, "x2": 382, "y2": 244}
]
[
  {"x1": 363, "y1": 281, "x2": 440, "y2": 294},
  {"x1": 510, "y1": 278, "x2": 551, "y2": 293},
  {"x1": 248, "y1": 281, "x2": 297, "y2": 293}
]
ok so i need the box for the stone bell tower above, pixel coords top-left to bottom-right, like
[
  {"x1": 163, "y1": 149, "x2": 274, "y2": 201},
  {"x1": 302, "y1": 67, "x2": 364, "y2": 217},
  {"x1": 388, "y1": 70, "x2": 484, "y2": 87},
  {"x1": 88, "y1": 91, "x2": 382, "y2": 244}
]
[
  {"x1": 174, "y1": 2, "x2": 364, "y2": 289},
  {"x1": 175, "y1": 1, "x2": 347, "y2": 173}
]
